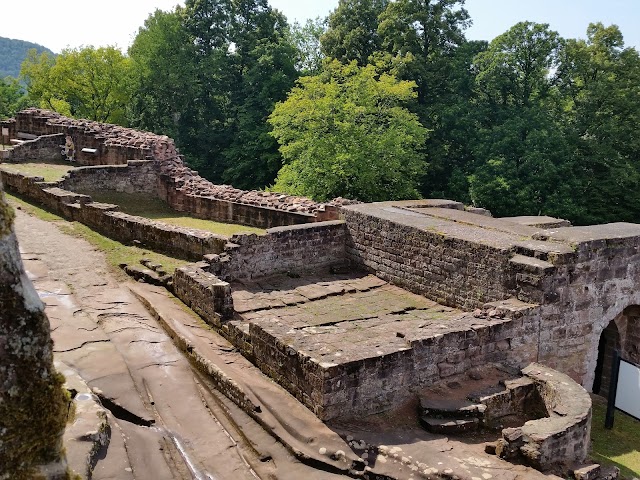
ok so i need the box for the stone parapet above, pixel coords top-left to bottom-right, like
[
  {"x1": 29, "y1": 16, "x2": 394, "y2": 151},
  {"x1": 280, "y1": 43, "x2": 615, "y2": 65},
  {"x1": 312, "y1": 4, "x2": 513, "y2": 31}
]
[
  {"x1": 0, "y1": 169, "x2": 227, "y2": 260},
  {"x1": 2, "y1": 133, "x2": 65, "y2": 163}
]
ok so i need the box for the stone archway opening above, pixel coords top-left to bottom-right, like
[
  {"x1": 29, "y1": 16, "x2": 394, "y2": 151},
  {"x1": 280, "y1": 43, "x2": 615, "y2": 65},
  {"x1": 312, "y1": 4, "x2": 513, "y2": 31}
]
[
  {"x1": 593, "y1": 305, "x2": 640, "y2": 398},
  {"x1": 593, "y1": 320, "x2": 621, "y2": 398}
]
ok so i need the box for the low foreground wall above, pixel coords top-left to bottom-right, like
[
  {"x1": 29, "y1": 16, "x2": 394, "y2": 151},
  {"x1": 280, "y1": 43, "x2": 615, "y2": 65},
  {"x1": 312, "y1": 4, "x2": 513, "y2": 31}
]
[
  {"x1": 60, "y1": 160, "x2": 159, "y2": 196},
  {"x1": 173, "y1": 265, "x2": 233, "y2": 327},
  {"x1": 2, "y1": 133, "x2": 65, "y2": 163},
  {"x1": 0, "y1": 170, "x2": 227, "y2": 260}
]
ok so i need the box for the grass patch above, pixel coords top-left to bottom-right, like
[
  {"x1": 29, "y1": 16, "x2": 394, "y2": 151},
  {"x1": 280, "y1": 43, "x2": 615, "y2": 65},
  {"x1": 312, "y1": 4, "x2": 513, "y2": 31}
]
[
  {"x1": 0, "y1": 160, "x2": 74, "y2": 182},
  {"x1": 58, "y1": 222, "x2": 189, "y2": 276},
  {"x1": 591, "y1": 395, "x2": 640, "y2": 478},
  {"x1": 6, "y1": 192, "x2": 189, "y2": 277},
  {"x1": 86, "y1": 191, "x2": 265, "y2": 236},
  {"x1": 5, "y1": 191, "x2": 64, "y2": 223}
]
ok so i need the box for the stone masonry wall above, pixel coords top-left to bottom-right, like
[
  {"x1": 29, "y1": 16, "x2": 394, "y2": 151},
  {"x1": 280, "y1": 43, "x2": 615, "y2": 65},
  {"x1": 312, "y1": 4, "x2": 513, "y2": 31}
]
[
  {"x1": 343, "y1": 206, "x2": 640, "y2": 391},
  {"x1": 60, "y1": 160, "x2": 159, "y2": 195},
  {"x1": 173, "y1": 265, "x2": 233, "y2": 327},
  {"x1": 0, "y1": 170, "x2": 227, "y2": 260},
  {"x1": 207, "y1": 220, "x2": 347, "y2": 281},
  {"x1": 3, "y1": 133, "x2": 65, "y2": 163},
  {"x1": 246, "y1": 300, "x2": 541, "y2": 420},
  {"x1": 6, "y1": 109, "x2": 343, "y2": 228},
  {"x1": 497, "y1": 364, "x2": 592, "y2": 472},
  {"x1": 342, "y1": 208, "x2": 517, "y2": 310},
  {"x1": 534, "y1": 232, "x2": 640, "y2": 386}
]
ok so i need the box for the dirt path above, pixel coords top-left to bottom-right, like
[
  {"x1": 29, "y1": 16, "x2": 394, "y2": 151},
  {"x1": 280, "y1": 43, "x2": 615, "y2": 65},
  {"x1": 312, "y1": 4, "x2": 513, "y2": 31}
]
[{"x1": 14, "y1": 209, "x2": 266, "y2": 480}]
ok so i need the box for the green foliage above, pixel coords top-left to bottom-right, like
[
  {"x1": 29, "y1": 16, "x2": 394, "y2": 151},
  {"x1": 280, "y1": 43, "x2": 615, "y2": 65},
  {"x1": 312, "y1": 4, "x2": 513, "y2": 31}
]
[
  {"x1": 556, "y1": 23, "x2": 640, "y2": 224},
  {"x1": 0, "y1": 76, "x2": 30, "y2": 119},
  {"x1": 129, "y1": 8, "x2": 200, "y2": 149},
  {"x1": 321, "y1": 0, "x2": 389, "y2": 66},
  {"x1": 0, "y1": 36, "x2": 54, "y2": 79},
  {"x1": 467, "y1": 22, "x2": 580, "y2": 218},
  {"x1": 129, "y1": 1, "x2": 297, "y2": 189},
  {"x1": 268, "y1": 60, "x2": 427, "y2": 202},
  {"x1": 21, "y1": 46, "x2": 132, "y2": 124},
  {"x1": 289, "y1": 17, "x2": 326, "y2": 75}
]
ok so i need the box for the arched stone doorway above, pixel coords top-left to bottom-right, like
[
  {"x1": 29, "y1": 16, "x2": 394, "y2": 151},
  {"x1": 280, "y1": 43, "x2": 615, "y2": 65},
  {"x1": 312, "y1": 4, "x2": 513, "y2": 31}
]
[{"x1": 592, "y1": 306, "x2": 640, "y2": 398}]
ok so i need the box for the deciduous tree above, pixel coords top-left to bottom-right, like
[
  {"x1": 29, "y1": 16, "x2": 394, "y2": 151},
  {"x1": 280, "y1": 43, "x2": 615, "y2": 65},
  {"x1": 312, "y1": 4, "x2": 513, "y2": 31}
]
[{"x1": 268, "y1": 60, "x2": 427, "y2": 202}]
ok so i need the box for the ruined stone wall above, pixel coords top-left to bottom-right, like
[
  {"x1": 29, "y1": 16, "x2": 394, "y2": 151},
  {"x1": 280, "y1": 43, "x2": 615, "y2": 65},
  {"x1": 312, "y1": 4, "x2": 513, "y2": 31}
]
[
  {"x1": 173, "y1": 265, "x2": 233, "y2": 327},
  {"x1": 342, "y1": 208, "x2": 517, "y2": 310},
  {"x1": 3, "y1": 133, "x2": 65, "y2": 163},
  {"x1": 497, "y1": 364, "x2": 591, "y2": 472},
  {"x1": 0, "y1": 170, "x2": 227, "y2": 260},
  {"x1": 245, "y1": 300, "x2": 541, "y2": 420},
  {"x1": 162, "y1": 186, "x2": 319, "y2": 229},
  {"x1": 60, "y1": 160, "x2": 159, "y2": 195},
  {"x1": 208, "y1": 220, "x2": 347, "y2": 281},
  {"x1": 7, "y1": 109, "x2": 342, "y2": 228},
  {"x1": 0, "y1": 181, "x2": 69, "y2": 479},
  {"x1": 534, "y1": 233, "x2": 640, "y2": 386}
]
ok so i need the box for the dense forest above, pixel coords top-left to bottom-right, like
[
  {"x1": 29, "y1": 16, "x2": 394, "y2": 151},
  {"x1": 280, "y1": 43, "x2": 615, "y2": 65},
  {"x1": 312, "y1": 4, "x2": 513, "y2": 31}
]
[{"x1": 1, "y1": 0, "x2": 639, "y2": 226}]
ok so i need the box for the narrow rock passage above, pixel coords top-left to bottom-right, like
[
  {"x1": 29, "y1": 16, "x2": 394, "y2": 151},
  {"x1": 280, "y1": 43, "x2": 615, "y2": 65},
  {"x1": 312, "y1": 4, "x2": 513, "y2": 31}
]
[{"x1": 14, "y1": 209, "x2": 260, "y2": 480}]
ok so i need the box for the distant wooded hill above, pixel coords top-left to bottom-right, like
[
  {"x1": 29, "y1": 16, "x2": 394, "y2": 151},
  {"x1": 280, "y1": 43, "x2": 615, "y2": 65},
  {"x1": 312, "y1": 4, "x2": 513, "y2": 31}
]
[{"x1": 0, "y1": 36, "x2": 54, "y2": 78}]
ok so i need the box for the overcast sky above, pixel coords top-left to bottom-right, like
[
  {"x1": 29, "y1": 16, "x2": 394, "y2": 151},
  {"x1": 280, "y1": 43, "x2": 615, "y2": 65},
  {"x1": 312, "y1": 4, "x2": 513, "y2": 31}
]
[{"x1": 2, "y1": 0, "x2": 639, "y2": 53}]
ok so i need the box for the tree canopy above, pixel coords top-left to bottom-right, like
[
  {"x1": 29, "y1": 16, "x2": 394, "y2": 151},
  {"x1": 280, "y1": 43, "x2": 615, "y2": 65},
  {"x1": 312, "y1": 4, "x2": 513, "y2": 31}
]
[
  {"x1": 0, "y1": 36, "x2": 54, "y2": 79},
  {"x1": 21, "y1": 46, "x2": 132, "y2": 124},
  {"x1": 269, "y1": 60, "x2": 427, "y2": 202}
]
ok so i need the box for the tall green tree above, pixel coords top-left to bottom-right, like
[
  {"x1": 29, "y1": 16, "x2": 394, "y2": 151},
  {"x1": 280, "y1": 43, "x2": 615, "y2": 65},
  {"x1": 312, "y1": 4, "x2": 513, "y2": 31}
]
[
  {"x1": 269, "y1": 60, "x2": 427, "y2": 202},
  {"x1": 21, "y1": 46, "x2": 132, "y2": 124},
  {"x1": 467, "y1": 22, "x2": 578, "y2": 218},
  {"x1": 220, "y1": 1, "x2": 298, "y2": 189},
  {"x1": 131, "y1": 0, "x2": 297, "y2": 188},
  {"x1": 556, "y1": 23, "x2": 640, "y2": 224},
  {"x1": 289, "y1": 17, "x2": 326, "y2": 75},
  {"x1": 129, "y1": 8, "x2": 202, "y2": 161},
  {"x1": 321, "y1": 0, "x2": 389, "y2": 66},
  {"x1": 376, "y1": 0, "x2": 474, "y2": 200}
]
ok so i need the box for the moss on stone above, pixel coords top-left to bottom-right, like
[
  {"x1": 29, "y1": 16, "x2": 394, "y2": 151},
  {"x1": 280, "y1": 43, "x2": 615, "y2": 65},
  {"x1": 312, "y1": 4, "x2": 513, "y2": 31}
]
[
  {"x1": 0, "y1": 354, "x2": 70, "y2": 478},
  {"x1": 0, "y1": 191, "x2": 15, "y2": 237}
]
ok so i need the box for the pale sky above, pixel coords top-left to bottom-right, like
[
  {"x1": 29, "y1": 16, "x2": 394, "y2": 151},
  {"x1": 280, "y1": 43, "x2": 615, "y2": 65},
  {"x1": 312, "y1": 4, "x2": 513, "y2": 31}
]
[{"x1": 1, "y1": 1, "x2": 638, "y2": 53}]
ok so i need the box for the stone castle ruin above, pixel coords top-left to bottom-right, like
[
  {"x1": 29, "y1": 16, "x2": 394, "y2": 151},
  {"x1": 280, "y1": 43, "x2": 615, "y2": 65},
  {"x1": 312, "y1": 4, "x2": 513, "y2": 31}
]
[{"x1": 2, "y1": 108, "x2": 638, "y2": 478}]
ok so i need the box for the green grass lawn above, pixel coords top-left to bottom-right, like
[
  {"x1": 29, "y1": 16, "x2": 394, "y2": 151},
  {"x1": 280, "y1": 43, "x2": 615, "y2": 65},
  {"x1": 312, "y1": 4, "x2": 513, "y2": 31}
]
[
  {"x1": 5, "y1": 192, "x2": 190, "y2": 277},
  {"x1": 0, "y1": 160, "x2": 74, "y2": 182},
  {"x1": 87, "y1": 191, "x2": 265, "y2": 236},
  {"x1": 591, "y1": 395, "x2": 640, "y2": 478}
]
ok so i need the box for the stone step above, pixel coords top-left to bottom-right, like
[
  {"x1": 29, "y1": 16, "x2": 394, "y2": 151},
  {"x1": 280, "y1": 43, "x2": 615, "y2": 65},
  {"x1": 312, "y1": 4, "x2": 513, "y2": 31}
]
[
  {"x1": 419, "y1": 416, "x2": 479, "y2": 434},
  {"x1": 419, "y1": 397, "x2": 486, "y2": 419},
  {"x1": 467, "y1": 384, "x2": 508, "y2": 403}
]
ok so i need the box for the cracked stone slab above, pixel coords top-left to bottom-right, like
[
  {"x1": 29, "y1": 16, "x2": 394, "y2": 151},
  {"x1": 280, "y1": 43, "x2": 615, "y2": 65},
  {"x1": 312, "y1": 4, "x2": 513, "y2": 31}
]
[{"x1": 58, "y1": 361, "x2": 111, "y2": 479}]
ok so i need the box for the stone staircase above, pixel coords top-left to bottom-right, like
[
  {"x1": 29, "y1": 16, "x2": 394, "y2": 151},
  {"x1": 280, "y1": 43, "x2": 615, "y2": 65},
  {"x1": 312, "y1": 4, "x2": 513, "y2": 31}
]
[{"x1": 418, "y1": 396, "x2": 486, "y2": 434}]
